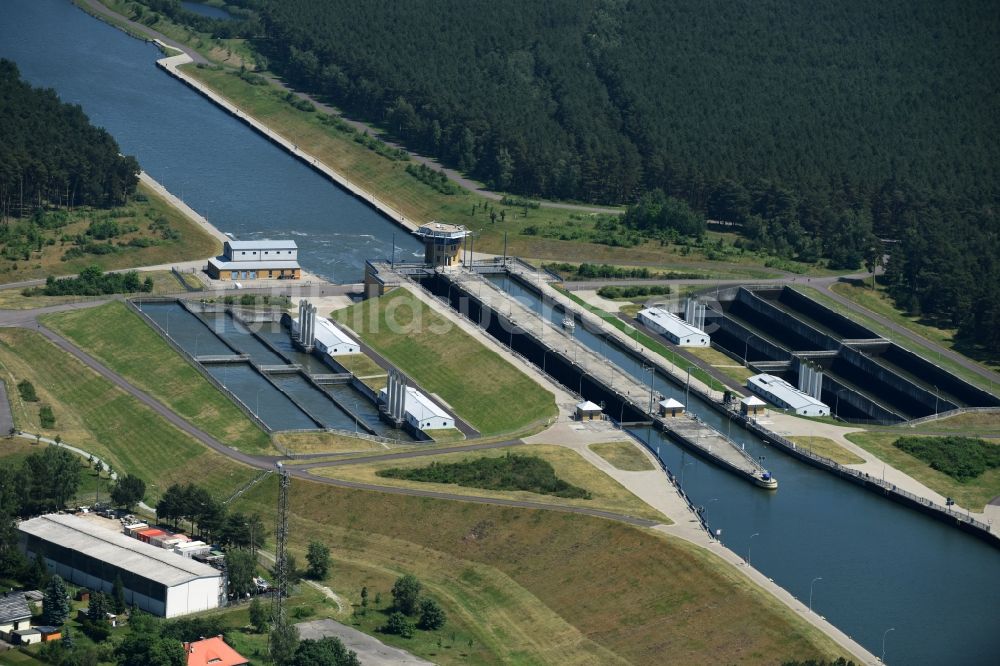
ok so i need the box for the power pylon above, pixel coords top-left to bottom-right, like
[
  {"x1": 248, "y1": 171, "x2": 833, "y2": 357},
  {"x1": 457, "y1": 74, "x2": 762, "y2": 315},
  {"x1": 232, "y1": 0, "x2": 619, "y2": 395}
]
[{"x1": 269, "y1": 462, "x2": 291, "y2": 654}]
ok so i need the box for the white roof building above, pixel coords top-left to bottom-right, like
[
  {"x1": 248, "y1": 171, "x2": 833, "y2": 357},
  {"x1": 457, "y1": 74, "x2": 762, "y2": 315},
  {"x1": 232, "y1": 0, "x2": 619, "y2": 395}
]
[
  {"x1": 379, "y1": 386, "x2": 454, "y2": 431},
  {"x1": 658, "y1": 397, "x2": 685, "y2": 414},
  {"x1": 292, "y1": 316, "x2": 360, "y2": 356},
  {"x1": 637, "y1": 307, "x2": 710, "y2": 347},
  {"x1": 746, "y1": 374, "x2": 829, "y2": 416},
  {"x1": 18, "y1": 514, "x2": 223, "y2": 618}
]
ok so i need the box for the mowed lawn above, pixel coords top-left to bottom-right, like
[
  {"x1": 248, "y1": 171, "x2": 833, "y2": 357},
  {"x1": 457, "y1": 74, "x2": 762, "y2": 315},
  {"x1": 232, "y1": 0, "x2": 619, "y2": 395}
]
[
  {"x1": 231, "y1": 475, "x2": 851, "y2": 666},
  {"x1": 333, "y1": 288, "x2": 556, "y2": 435},
  {"x1": 0, "y1": 328, "x2": 252, "y2": 502},
  {"x1": 42, "y1": 301, "x2": 272, "y2": 452}
]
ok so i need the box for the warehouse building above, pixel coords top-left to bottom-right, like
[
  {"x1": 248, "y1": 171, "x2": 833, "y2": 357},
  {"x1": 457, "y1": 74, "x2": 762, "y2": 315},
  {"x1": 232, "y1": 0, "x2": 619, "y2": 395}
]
[
  {"x1": 19, "y1": 514, "x2": 224, "y2": 618},
  {"x1": 637, "y1": 307, "x2": 710, "y2": 347},
  {"x1": 291, "y1": 315, "x2": 360, "y2": 356},
  {"x1": 379, "y1": 385, "x2": 455, "y2": 431},
  {"x1": 207, "y1": 239, "x2": 301, "y2": 281},
  {"x1": 746, "y1": 374, "x2": 829, "y2": 417}
]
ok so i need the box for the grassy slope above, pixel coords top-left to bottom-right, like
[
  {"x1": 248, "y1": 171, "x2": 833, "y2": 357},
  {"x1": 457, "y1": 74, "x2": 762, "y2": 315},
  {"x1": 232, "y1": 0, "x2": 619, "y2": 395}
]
[
  {"x1": 682, "y1": 345, "x2": 755, "y2": 385},
  {"x1": 0, "y1": 180, "x2": 219, "y2": 284},
  {"x1": 41, "y1": 301, "x2": 272, "y2": 452},
  {"x1": 589, "y1": 441, "x2": 655, "y2": 471},
  {"x1": 0, "y1": 328, "x2": 252, "y2": 502},
  {"x1": 846, "y1": 431, "x2": 1000, "y2": 510},
  {"x1": 314, "y1": 444, "x2": 668, "y2": 522},
  {"x1": 231, "y1": 476, "x2": 848, "y2": 665},
  {"x1": 332, "y1": 288, "x2": 556, "y2": 435},
  {"x1": 787, "y1": 436, "x2": 865, "y2": 465}
]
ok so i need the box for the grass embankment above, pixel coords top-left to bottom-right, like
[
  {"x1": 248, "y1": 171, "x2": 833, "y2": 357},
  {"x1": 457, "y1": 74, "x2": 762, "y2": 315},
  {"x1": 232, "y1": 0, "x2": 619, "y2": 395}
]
[
  {"x1": 682, "y1": 345, "x2": 756, "y2": 385},
  {"x1": 274, "y1": 431, "x2": 387, "y2": 455},
  {"x1": 589, "y1": 441, "x2": 656, "y2": 471},
  {"x1": 228, "y1": 474, "x2": 850, "y2": 665},
  {"x1": 332, "y1": 288, "x2": 556, "y2": 435},
  {"x1": 0, "y1": 328, "x2": 252, "y2": 502},
  {"x1": 796, "y1": 286, "x2": 999, "y2": 397},
  {"x1": 0, "y1": 270, "x2": 192, "y2": 310},
  {"x1": 788, "y1": 436, "x2": 866, "y2": 466},
  {"x1": 831, "y1": 280, "x2": 999, "y2": 371},
  {"x1": 846, "y1": 431, "x2": 1000, "y2": 511},
  {"x1": 41, "y1": 301, "x2": 272, "y2": 453},
  {"x1": 0, "y1": 181, "x2": 219, "y2": 285},
  {"x1": 552, "y1": 284, "x2": 729, "y2": 393},
  {"x1": 315, "y1": 444, "x2": 666, "y2": 522}
]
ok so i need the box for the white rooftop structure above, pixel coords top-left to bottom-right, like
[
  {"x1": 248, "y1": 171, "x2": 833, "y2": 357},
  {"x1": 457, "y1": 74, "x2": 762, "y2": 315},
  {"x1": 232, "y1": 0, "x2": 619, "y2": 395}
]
[
  {"x1": 637, "y1": 307, "x2": 710, "y2": 347},
  {"x1": 18, "y1": 514, "x2": 223, "y2": 618},
  {"x1": 740, "y1": 395, "x2": 767, "y2": 407},
  {"x1": 380, "y1": 386, "x2": 454, "y2": 431},
  {"x1": 659, "y1": 398, "x2": 685, "y2": 409},
  {"x1": 576, "y1": 400, "x2": 603, "y2": 412},
  {"x1": 413, "y1": 222, "x2": 469, "y2": 240},
  {"x1": 746, "y1": 374, "x2": 829, "y2": 416},
  {"x1": 226, "y1": 239, "x2": 298, "y2": 251},
  {"x1": 293, "y1": 315, "x2": 360, "y2": 356}
]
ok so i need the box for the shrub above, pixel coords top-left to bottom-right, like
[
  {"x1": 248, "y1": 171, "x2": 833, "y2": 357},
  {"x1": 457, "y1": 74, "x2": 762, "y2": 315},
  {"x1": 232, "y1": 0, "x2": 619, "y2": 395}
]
[
  {"x1": 17, "y1": 379, "x2": 38, "y2": 402},
  {"x1": 894, "y1": 436, "x2": 1000, "y2": 481},
  {"x1": 39, "y1": 405, "x2": 55, "y2": 428},
  {"x1": 380, "y1": 611, "x2": 414, "y2": 638}
]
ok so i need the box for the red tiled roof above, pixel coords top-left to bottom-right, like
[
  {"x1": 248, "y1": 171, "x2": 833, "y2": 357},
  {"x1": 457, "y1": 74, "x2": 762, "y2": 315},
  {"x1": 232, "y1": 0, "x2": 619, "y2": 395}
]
[{"x1": 183, "y1": 636, "x2": 248, "y2": 666}]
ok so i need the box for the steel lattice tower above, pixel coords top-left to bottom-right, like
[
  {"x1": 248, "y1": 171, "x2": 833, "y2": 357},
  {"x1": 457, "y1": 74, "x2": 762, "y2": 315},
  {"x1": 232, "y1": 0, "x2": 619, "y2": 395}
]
[{"x1": 270, "y1": 462, "x2": 291, "y2": 649}]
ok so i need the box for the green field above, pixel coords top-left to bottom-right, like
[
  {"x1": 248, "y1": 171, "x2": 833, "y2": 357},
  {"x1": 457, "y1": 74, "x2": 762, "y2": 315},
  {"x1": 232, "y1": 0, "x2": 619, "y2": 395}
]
[
  {"x1": 41, "y1": 301, "x2": 273, "y2": 453},
  {"x1": 332, "y1": 288, "x2": 556, "y2": 435},
  {"x1": 846, "y1": 431, "x2": 1000, "y2": 511},
  {"x1": 787, "y1": 436, "x2": 866, "y2": 466},
  {"x1": 229, "y1": 473, "x2": 851, "y2": 665},
  {"x1": 589, "y1": 441, "x2": 656, "y2": 471},
  {"x1": 0, "y1": 270, "x2": 192, "y2": 310},
  {"x1": 0, "y1": 180, "x2": 219, "y2": 285},
  {"x1": 0, "y1": 328, "x2": 253, "y2": 502}
]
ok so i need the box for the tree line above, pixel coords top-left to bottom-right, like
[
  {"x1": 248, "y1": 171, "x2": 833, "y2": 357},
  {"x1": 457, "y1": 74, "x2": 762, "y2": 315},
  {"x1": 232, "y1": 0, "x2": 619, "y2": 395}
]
[{"x1": 0, "y1": 60, "x2": 140, "y2": 220}]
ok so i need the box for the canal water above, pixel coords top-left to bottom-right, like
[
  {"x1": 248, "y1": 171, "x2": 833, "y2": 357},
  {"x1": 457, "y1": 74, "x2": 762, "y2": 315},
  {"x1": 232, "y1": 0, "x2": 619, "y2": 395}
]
[
  {"x1": 0, "y1": 0, "x2": 422, "y2": 283},
  {"x1": 486, "y1": 275, "x2": 1000, "y2": 665},
  {"x1": 1, "y1": 2, "x2": 996, "y2": 663}
]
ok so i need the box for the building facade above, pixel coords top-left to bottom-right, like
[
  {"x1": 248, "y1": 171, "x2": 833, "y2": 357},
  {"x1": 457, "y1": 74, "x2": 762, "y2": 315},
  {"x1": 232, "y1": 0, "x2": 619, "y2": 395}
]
[
  {"x1": 637, "y1": 307, "x2": 710, "y2": 347},
  {"x1": 207, "y1": 240, "x2": 301, "y2": 281},
  {"x1": 19, "y1": 514, "x2": 224, "y2": 618},
  {"x1": 746, "y1": 374, "x2": 829, "y2": 416},
  {"x1": 413, "y1": 222, "x2": 469, "y2": 267}
]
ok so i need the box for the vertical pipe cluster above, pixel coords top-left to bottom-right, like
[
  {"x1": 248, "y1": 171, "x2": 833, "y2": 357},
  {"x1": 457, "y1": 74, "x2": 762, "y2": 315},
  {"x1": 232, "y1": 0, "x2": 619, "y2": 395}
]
[
  {"x1": 798, "y1": 361, "x2": 825, "y2": 399},
  {"x1": 386, "y1": 368, "x2": 408, "y2": 422},
  {"x1": 296, "y1": 299, "x2": 317, "y2": 348},
  {"x1": 684, "y1": 298, "x2": 707, "y2": 330}
]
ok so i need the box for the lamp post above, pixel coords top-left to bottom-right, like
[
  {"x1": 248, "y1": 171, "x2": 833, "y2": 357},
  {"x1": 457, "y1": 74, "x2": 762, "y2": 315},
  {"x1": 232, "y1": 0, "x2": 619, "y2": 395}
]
[
  {"x1": 834, "y1": 388, "x2": 848, "y2": 420},
  {"x1": 643, "y1": 364, "x2": 655, "y2": 414},
  {"x1": 543, "y1": 348, "x2": 552, "y2": 374},
  {"x1": 747, "y1": 532, "x2": 759, "y2": 566},
  {"x1": 743, "y1": 334, "x2": 756, "y2": 368},
  {"x1": 255, "y1": 388, "x2": 264, "y2": 418},
  {"x1": 680, "y1": 461, "x2": 694, "y2": 488},
  {"x1": 809, "y1": 576, "x2": 822, "y2": 613},
  {"x1": 881, "y1": 627, "x2": 895, "y2": 663},
  {"x1": 354, "y1": 400, "x2": 359, "y2": 434},
  {"x1": 685, "y1": 366, "x2": 696, "y2": 411}
]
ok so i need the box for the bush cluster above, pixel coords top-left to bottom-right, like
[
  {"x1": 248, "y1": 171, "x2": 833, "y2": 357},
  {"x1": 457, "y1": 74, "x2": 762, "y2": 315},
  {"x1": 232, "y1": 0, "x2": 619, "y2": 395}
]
[{"x1": 894, "y1": 436, "x2": 1000, "y2": 482}]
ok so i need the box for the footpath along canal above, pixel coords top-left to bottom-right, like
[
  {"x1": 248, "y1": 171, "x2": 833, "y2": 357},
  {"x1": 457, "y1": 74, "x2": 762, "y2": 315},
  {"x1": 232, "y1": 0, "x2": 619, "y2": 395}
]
[{"x1": 0, "y1": 2, "x2": 997, "y2": 663}]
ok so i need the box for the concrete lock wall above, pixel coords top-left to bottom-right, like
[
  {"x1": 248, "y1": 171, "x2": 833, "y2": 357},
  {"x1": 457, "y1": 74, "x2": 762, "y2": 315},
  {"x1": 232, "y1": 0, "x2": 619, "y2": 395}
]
[
  {"x1": 833, "y1": 346, "x2": 956, "y2": 418},
  {"x1": 778, "y1": 287, "x2": 879, "y2": 340},
  {"x1": 822, "y1": 377, "x2": 903, "y2": 423},
  {"x1": 732, "y1": 289, "x2": 839, "y2": 352},
  {"x1": 881, "y1": 344, "x2": 1000, "y2": 408},
  {"x1": 710, "y1": 312, "x2": 791, "y2": 365}
]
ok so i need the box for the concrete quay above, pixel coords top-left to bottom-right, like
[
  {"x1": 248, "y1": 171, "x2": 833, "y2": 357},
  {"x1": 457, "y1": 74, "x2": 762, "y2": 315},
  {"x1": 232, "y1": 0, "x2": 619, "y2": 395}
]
[{"x1": 433, "y1": 268, "x2": 778, "y2": 488}]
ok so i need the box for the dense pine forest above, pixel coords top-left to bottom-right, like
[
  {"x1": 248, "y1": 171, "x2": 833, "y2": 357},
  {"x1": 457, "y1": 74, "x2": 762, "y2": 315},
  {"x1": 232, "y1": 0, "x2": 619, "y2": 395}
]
[
  {"x1": 134, "y1": 1, "x2": 1000, "y2": 352},
  {"x1": 0, "y1": 59, "x2": 140, "y2": 218}
]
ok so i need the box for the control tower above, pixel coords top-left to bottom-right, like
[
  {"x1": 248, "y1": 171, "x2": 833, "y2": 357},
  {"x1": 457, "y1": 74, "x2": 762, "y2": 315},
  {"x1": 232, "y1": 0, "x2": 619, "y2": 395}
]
[{"x1": 413, "y1": 222, "x2": 469, "y2": 267}]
